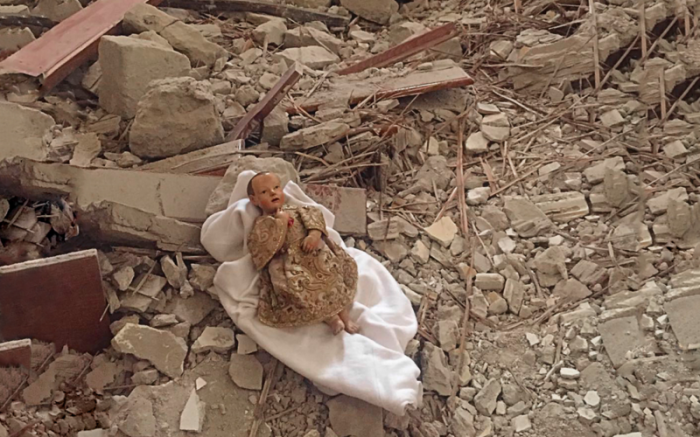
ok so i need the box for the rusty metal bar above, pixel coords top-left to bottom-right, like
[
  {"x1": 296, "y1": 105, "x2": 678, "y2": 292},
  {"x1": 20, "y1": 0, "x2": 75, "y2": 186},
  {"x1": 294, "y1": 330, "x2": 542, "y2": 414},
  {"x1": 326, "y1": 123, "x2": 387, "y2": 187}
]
[
  {"x1": 225, "y1": 62, "x2": 303, "y2": 142},
  {"x1": 337, "y1": 23, "x2": 460, "y2": 76}
]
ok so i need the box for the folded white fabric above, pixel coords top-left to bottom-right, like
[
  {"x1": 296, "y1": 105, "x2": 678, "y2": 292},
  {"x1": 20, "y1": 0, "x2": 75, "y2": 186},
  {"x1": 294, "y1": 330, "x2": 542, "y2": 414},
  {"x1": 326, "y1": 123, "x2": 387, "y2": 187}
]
[{"x1": 200, "y1": 170, "x2": 422, "y2": 415}]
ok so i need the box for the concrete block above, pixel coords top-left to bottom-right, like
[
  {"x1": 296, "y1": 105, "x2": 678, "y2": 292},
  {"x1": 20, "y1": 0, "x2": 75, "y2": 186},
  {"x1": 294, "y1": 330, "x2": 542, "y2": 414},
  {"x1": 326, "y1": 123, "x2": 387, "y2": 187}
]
[
  {"x1": 0, "y1": 250, "x2": 110, "y2": 353},
  {"x1": 98, "y1": 35, "x2": 190, "y2": 118},
  {"x1": 599, "y1": 315, "x2": 645, "y2": 367}
]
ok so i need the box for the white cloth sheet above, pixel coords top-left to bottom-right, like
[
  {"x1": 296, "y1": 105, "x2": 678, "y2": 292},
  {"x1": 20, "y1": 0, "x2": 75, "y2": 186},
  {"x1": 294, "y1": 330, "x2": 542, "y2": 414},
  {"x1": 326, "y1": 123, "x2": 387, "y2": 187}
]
[{"x1": 200, "y1": 170, "x2": 422, "y2": 415}]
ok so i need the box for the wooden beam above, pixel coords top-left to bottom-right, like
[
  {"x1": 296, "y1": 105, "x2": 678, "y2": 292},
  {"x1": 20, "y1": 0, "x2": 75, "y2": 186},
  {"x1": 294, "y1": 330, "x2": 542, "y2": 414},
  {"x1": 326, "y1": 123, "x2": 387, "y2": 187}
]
[
  {"x1": 0, "y1": 250, "x2": 111, "y2": 353},
  {"x1": 226, "y1": 62, "x2": 302, "y2": 142},
  {"x1": 162, "y1": 0, "x2": 350, "y2": 27},
  {"x1": 337, "y1": 23, "x2": 460, "y2": 76}
]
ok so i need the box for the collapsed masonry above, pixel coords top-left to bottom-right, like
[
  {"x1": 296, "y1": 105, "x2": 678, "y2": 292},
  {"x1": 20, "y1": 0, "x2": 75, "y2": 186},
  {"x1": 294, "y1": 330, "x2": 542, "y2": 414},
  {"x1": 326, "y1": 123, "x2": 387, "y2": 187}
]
[{"x1": 2, "y1": 0, "x2": 700, "y2": 436}]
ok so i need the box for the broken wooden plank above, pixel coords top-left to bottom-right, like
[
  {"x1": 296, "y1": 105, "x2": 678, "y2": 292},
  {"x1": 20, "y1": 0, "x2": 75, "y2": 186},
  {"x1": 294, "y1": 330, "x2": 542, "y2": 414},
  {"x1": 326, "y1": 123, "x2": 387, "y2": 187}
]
[
  {"x1": 225, "y1": 62, "x2": 302, "y2": 142},
  {"x1": 0, "y1": 0, "x2": 161, "y2": 93},
  {"x1": 0, "y1": 339, "x2": 32, "y2": 369},
  {"x1": 162, "y1": 0, "x2": 350, "y2": 27},
  {"x1": 138, "y1": 140, "x2": 243, "y2": 174},
  {"x1": 338, "y1": 23, "x2": 459, "y2": 76},
  {"x1": 0, "y1": 250, "x2": 111, "y2": 353},
  {"x1": 304, "y1": 184, "x2": 367, "y2": 236},
  {"x1": 0, "y1": 14, "x2": 56, "y2": 30},
  {"x1": 288, "y1": 64, "x2": 474, "y2": 114}
]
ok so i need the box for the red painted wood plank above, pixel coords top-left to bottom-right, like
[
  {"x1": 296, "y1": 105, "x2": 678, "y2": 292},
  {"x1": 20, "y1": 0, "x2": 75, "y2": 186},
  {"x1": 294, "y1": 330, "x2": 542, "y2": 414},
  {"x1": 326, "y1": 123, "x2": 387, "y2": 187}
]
[
  {"x1": 0, "y1": 250, "x2": 111, "y2": 353},
  {"x1": 0, "y1": 0, "x2": 161, "y2": 91}
]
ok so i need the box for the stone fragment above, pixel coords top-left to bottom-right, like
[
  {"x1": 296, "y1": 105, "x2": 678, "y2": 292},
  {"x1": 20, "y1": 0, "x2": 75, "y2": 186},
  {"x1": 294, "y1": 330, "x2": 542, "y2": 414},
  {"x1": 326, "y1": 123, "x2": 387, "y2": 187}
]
[
  {"x1": 480, "y1": 113, "x2": 510, "y2": 142},
  {"x1": 584, "y1": 390, "x2": 600, "y2": 407},
  {"x1": 424, "y1": 217, "x2": 458, "y2": 247},
  {"x1": 467, "y1": 187, "x2": 490, "y2": 205},
  {"x1": 437, "y1": 320, "x2": 459, "y2": 352},
  {"x1": 180, "y1": 389, "x2": 206, "y2": 432},
  {"x1": 665, "y1": 294, "x2": 700, "y2": 350},
  {"x1": 118, "y1": 396, "x2": 156, "y2": 437},
  {"x1": 112, "y1": 324, "x2": 187, "y2": 378},
  {"x1": 159, "y1": 21, "x2": 227, "y2": 66},
  {"x1": 189, "y1": 263, "x2": 216, "y2": 292},
  {"x1": 503, "y1": 279, "x2": 524, "y2": 314},
  {"x1": 261, "y1": 106, "x2": 289, "y2": 147},
  {"x1": 236, "y1": 335, "x2": 258, "y2": 355},
  {"x1": 560, "y1": 367, "x2": 580, "y2": 379},
  {"x1": 98, "y1": 36, "x2": 190, "y2": 118},
  {"x1": 77, "y1": 430, "x2": 108, "y2": 437},
  {"x1": 23, "y1": 353, "x2": 89, "y2": 405},
  {"x1": 129, "y1": 77, "x2": 224, "y2": 159},
  {"x1": 532, "y1": 192, "x2": 589, "y2": 222},
  {"x1": 281, "y1": 121, "x2": 348, "y2": 150},
  {"x1": 664, "y1": 140, "x2": 687, "y2": 159},
  {"x1": 603, "y1": 168, "x2": 629, "y2": 207},
  {"x1": 123, "y1": 3, "x2": 177, "y2": 33},
  {"x1": 192, "y1": 327, "x2": 235, "y2": 354},
  {"x1": 253, "y1": 19, "x2": 287, "y2": 46},
  {"x1": 285, "y1": 26, "x2": 344, "y2": 54},
  {"x1": 165, "y1": 293, "x2": 217, "y2": 325},
  {"x1": 648, "y1": 187, "x2": 688, "y2": 215},
  {"x1": 328, "y1": 395, "x2": 383, "y2": 437},
  {"x1": 0, "y1": 27, "x2": 34, "y2": 51},
  {"x1": 367, "y1": 219, "x2": 400, "y2": 240},
  {"x1": 599, "y1": 315, "x2": 645, "y2": 367},
  {"x1": 600, "y1": 109, "x2": 625, "y2": 127},
  {"x1": 504, "y1": 197, "x2": 552, "y2": 237},
  {"x1": 228, "y1": 354, "x2": 264, "y2": 390},
  {"x1": 32, "y1": 0, "x2": 81, "y2": 21},
  {"x1": 287, "y1": 0, "x2": 331, "y2": 7},
  {"x1": 583, "y1": 157, "x2": 625, "y2": 185},
  {"x1": 570, "y1": 259, "x2": 605, "y2": 285},
  {"x1": 512, "y1": 415, "x2": 531, "y2": 433},
  {"x1": 465, "y1": 131, "x2": 489, "y2": 154},
  {"x1": 475, "y1": 273, "x2": 505, "y2": 291},
  {"x1": 488, "y1": 294, "x2": 508, "y2": 315},
  {"x1": 340, "y1": 0, "x2": 398, "y2": 24},
  {"x1": 421, "y1": 343, "x2": 453, "y2": 396},
  {"x1": 410, "y1": 240, "x2": 430, "y2": 264},
  {"x1": 69, "y1": 133, "x2": 102, "y2": 168},
  {"x1": 161, "y1": 254, "x2": 187, "y2": 289},
  {"x1": 534, "y1": 247, "x2": 568, "y2": 279},
  {"x1": 404, "y1": 155, "x2": 452, "y2": 194},
  {"x1": 474, "y1": 379, "x2": 501, "y2": 416},
  {"x1": 274, "y1": 46, "x2": 339, "y2": 69},
  {"x1": 668, "y1": 198, "x2": 692, "y2": 237},
  {"x1": 553, "y1": 278, "x2": 591, "y2": 301},
  {"x1": 112, "y1": 266, "x2": 135, "y2": 291},
  {"x1": 0, "y1": 102, "x2": 55, "y2": 161},
  {"x1": 86, "y1": 362, "x2": 118, "y2": 394}
]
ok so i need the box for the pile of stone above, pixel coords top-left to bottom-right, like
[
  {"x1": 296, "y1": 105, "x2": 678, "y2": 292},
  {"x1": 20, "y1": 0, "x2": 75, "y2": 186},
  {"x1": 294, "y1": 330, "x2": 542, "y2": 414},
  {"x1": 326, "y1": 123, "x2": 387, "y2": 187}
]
[{"x1": 3, "y1": 0, "x2": 700, "y2": 436}]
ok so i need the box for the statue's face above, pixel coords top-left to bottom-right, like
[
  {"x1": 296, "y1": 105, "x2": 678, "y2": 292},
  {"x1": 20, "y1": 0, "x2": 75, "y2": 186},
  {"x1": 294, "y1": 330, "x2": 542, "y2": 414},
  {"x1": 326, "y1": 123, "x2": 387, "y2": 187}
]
[{"x1": 249, "y1": 173, "x2": 285, "y2": 214}]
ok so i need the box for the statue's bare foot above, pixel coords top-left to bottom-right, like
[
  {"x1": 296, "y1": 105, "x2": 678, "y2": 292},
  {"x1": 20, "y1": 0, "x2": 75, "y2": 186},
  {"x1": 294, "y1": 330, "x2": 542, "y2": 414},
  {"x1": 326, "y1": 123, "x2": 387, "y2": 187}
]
[
  {"x1": 325, "y1": 316, "x2": 345, "y2": 335},
  {"x1": 339, "y1": 308, "x2": 360, "y2": 334},
  {"x1": 344, "y1": 320, "x2": 360, "y2": 334}
]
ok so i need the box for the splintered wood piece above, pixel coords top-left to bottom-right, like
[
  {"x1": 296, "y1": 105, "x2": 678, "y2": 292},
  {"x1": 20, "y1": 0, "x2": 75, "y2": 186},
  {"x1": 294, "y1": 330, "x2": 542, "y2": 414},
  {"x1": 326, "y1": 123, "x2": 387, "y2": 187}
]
[
  {"x1": 337, "y1": 23, "x2": 460, "y2": 76},
  {"x1": 0, "y1": 250, "x2": 111, "y2": 353},
  {"x1": 161, "y1": 0, "x2": 350, "y2": 27},
  {"x1": 288, "y1": 65, "x2": 474, "y2": 114},
  {"x1": 138, "y1": 140, "x2": 243, "y2": 174},
  {"x1": 226, "y1": 62, "x2": 303, "y2": 142},
  {"x1": 0, "y1": 339, "x2": 32, "y2": 369}
]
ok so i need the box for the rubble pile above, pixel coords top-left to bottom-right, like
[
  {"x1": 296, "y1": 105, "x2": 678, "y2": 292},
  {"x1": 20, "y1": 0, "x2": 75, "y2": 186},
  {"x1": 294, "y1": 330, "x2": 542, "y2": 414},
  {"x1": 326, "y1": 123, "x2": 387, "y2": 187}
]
[{"x1": 1, "y1": 0, "x2": 700, "y2": 436}]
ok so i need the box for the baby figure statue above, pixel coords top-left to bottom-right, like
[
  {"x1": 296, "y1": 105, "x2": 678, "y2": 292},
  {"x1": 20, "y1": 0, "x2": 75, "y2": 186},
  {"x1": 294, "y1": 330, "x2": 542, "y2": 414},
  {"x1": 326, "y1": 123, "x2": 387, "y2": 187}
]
[{"x1": 246, "y1": 172, "x2": 360, "y2": 335}]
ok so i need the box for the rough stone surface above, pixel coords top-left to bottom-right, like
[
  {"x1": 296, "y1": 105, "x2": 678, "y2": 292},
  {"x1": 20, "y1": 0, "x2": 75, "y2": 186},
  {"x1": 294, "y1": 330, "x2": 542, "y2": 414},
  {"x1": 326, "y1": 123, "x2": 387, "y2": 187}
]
[
  {"x1": 421, "y1": 343, "x2": 453, "y2": 396},
  {"x1": 474, "y1": 379, "x2": 501, "y2": 416},
  {"x1": 480, "y1": 113, "x2": 510, "y2": 142},
  {"x1": 98, "y1": 36, "x2": 190, "y2": 119},
  {"x1": 192, "y1": 327, "x2": 236, "y2": 354},
  {"x1": 129, "y1": 77, "x2": 224, "y2": 159},
  {"x1": 280, "y1": 121, "x2": 348, "y2": 150},
  {"x1": 424, "y1": 217, "x2": 458, "y2": 247},
  {"x1": 665, "y1": 295, "x2": 700, "y2": 350},
  {"x1": 340, "y1": 0, "x2": 399, "y2": 24},
  {"x1": 0, "y1": 27, "x2": 34, "y2": 51},
  {"x1": 599, "y1": 315, "x2": 645, "y2": 367},
  {"x1": 284, "y1": 26, "x2": 344, "y2": 54},
  {"x1": 504, "y1": 197, "x2": 552, "y2": 237},
  {"x1": 253, "y1": 19, "x2": 287, "y2": 46},
  {"x1": 328, "y1": 395, "x2": 383, "y2": 437},
  {"x1": 273, "y1": 46, "x2": 340, "y2": 69},
  {"x1": 228, "y1": 354, "x2": 264, "y2": 390},
  {"x1": 0, "y1": 102, "x2": 55, "y2": 161},
  {"x1": 32, "y1": 0, "x2": 81, "y2": 21},
  {"x1": 112, "y1": 324, "x2": 187, "y2": 378}
]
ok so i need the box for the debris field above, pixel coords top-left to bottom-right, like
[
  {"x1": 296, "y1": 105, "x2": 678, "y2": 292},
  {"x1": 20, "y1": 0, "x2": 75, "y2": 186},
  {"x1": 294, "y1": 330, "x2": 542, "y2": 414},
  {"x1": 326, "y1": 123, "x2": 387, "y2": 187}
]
[{"x1": 1, "y1": 0, "x2": 700, "y2": 436}]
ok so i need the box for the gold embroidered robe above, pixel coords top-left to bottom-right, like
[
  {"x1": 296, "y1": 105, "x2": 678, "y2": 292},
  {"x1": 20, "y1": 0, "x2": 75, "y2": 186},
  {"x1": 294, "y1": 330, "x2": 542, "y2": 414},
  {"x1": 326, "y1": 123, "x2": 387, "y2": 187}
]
[{"x1": 248, "y1": 206, "x2": 358, "y2": 328}]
